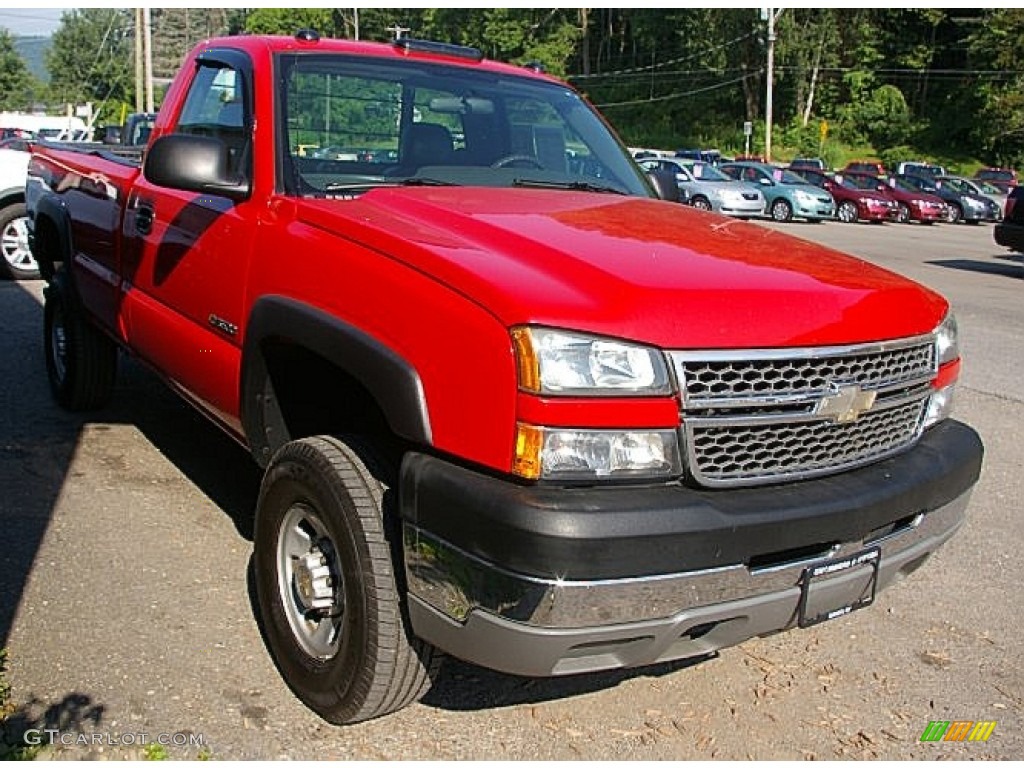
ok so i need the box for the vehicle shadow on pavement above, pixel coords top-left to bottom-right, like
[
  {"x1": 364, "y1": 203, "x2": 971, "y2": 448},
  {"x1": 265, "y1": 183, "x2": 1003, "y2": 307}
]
[
  {"x1": 0, "y1": 282, "x2": 259, "y2": 653},
  {"x1": 1, "y1": 690, "x2": 105, "y2": 758},
  {"x1": 421, "y1": 653, "x2": 714, "y2": 713},
  {"x1": 925, "y1": 257, "x2": 1024, "y2": 279}
]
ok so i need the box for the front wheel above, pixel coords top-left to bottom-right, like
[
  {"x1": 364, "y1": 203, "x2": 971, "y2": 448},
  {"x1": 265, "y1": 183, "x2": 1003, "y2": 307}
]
[
  {"x1": 691, "y1": 196, "x2": 713, "y2": 211},
  {"x1": 254, "y1": 435, "x2": 442, "y2": 724},
  {"x1": 0, "y1": 202, "x2": 39, "y2": 280},
  {"x1": 896, "y1": 202, "x2": 911, "y2": 223},
  {"x1": 770, "y1": 198, "x2": 793, "y2": 222},
  {"x1": 946, "y1": 203, "x2": 962, "y2": 224},
  {"x1": 837, "y1": 200, "x2": 859, "y2": 223}
]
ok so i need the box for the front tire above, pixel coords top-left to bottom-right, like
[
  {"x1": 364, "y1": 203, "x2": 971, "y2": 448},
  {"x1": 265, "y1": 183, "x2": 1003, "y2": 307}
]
[
  {"x1": 896, "y1": 202, "x2": 911, "y2": 223},
  {"x1": 44, "y1": 271, "x2": 117, "y2": 410},
  {"x1": 691, "y1": 196, "x2": 712, "y2": 211},
  {"x1": 0, "y1": 202, "x2": 39, "y2": 280},
  {"x1": 254, "y1": 435, "x2": 441, "y2": 724},
  {"x1": 946, "y1": 203, "x2": 962, "y2": 224},
  {"x1": 770, "y1": 198, "x2": 793, "y2": 222},
  {"x1": 837, "y1": 200, "x2": 859, "y2": 223}
]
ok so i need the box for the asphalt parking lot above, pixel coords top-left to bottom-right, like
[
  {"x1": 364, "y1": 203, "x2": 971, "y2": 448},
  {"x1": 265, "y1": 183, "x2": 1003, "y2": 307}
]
[{"x1": 1, "y1": 217, "x2": 1021, "y2": 759}]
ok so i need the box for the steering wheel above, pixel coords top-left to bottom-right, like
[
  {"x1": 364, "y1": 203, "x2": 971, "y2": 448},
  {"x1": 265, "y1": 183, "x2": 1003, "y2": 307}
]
[{"x1": 490, "y1": 154, "x2": 545, "y2": 169}]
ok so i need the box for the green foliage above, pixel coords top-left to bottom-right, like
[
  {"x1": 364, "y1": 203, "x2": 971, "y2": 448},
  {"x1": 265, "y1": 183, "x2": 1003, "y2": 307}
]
[
  {"x1": 0, "y1": 649, "x2": 42, "y2": 761},
  {"x1": 0, "y1": 30, "x2": 35, "y2": 110},
  {"x1": 45, "y1": 9, "x2": 134, "y2": 123},
  {"x1": 144, "y1": 743, "x2": 170, "y2": 761}
]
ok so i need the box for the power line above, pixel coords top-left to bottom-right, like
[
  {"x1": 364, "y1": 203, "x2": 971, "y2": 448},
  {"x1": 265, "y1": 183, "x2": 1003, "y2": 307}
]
[{"x1": 595, "y1": 72, "x2": 760, "y2": 109}]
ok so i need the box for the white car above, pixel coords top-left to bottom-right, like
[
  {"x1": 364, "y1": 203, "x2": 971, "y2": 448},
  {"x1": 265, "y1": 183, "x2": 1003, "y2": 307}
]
[
  {"x1": 638, "y1": 156, "x2": 766, "y2": 217},
  {"x1": 0, "y1": 146, "x2": 34, "y2": 280}
]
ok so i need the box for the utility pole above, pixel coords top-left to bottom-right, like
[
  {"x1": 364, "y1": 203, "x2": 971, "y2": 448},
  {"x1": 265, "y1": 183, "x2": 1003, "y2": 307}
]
[
  {"x1": 134, "y1": 9, "x2": 143, "y2": 113},
  {"x1": 353, "y1": 8, "x2": 360, "y2": 40},
  {"x1": 763, "y1": 8, "x2": 783, "y2": 163},
  {"x1": 143, "y1": 7, "x2": 154, "y2": 113}
]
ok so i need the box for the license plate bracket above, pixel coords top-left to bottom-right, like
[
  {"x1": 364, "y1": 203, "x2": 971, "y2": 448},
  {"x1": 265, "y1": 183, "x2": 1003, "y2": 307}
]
[{"x1": 797, "y1": 546, "x2": 880, "y2": 628}]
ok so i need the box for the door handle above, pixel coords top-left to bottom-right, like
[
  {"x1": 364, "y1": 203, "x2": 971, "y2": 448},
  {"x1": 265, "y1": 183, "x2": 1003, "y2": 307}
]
[{"x1": 135, "y1": 204, "x2": 154, "y2": 236}]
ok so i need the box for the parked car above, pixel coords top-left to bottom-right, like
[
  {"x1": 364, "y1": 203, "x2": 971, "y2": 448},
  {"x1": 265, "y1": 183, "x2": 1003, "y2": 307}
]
[
  {"x1": 896, "y1": 161, "x2": 947, "y2": 179},
  {"x1": 637, "y1": 157, "x2": 765, "y2": 217},
  {"x1": 844, "y1": 172, "x2": 946, "y2": 224},
  {"x1": 994, "y1": 185, "x2": 1024, "y2": 252},
  {"x1": 842, "y1": 160, "x2": 887, "y2": 177},
  {"x1": 674, "y1": 148, "x2": 723, "y2": 165},
  {"x1": 973, "y1": 167, "x2": 1017, "y2": 194},
  {"x1": 0, "y1": 146, "x2": 34, "y2": 279},
  {"x1": 789, "y1": 157, "x2": 826, "y2": 172},
  {"x1": 895, "y1": 173, "x2": 1000, "y2": 224},
  {"x1": 794, "y1": 168, "x2": 897, "y2": 223},
  {"x1": 720, "y1": 161, "x2": 834, "y2": 222},
  {"x1": 943, "y1": 177, "x2": 1007, "y2": 218}
]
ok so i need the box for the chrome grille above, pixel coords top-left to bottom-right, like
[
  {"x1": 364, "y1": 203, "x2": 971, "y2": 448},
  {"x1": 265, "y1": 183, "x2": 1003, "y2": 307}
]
[{"x1": 670, "y1": 337, "x2": 936, "y2": 488}]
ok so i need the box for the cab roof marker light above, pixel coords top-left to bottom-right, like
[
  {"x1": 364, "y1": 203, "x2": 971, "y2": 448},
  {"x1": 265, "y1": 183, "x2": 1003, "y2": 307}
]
[{"x1": 393, "y1": 38, "x2": 484, "y2": 62}]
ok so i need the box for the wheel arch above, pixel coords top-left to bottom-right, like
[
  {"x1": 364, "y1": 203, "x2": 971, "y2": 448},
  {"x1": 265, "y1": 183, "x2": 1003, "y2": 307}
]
[
  {"x1": 27, "y1": 193, "x2": 73, "y2": 282},
  {"x1": 241, "y1": 296, "x2": 433, "y2": 468}
]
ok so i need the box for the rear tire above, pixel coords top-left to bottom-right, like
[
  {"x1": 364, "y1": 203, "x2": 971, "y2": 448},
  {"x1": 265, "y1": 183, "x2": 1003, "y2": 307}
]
[
  {"x1": 44, "y1": 271, "x2": 117, "y2": 410},
  {"x1": 254, "y1": 435, "x2": 442, "y2": 724}
]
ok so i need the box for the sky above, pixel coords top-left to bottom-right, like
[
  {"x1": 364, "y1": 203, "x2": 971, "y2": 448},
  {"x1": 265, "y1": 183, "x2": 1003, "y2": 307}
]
[{"x1": 0, "y1": 8, "x2": 68, "y2": 37}]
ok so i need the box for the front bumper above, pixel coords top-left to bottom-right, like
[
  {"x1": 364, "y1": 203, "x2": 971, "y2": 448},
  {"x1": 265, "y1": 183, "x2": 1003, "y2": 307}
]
[{"x1": 401, "y1": 420, "x2": 982, "y2": 676}]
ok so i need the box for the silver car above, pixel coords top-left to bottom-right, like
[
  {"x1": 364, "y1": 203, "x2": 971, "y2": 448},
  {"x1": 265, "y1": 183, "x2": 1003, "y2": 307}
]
[{"x1": 639, "y1": 157, "x2": 766, "y2": 217}]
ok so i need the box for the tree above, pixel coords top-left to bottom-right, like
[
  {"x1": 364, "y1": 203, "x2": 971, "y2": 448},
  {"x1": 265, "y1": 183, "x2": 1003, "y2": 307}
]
[
  {"x1": 46, "y1": 9, "x2": 134, "y2": 123},
  {"x1": 0, "y1": 29, "x2": 34, "y2": 111}
]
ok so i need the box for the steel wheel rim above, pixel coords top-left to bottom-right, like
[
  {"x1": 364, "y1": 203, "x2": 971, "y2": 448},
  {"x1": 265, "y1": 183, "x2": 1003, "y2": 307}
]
[
  {"x1": 277, "y1": 502, "x2": 345, "y2": 659},
  {"x1": 1, "y1": 216, "x2": 35, "y2": 271}
]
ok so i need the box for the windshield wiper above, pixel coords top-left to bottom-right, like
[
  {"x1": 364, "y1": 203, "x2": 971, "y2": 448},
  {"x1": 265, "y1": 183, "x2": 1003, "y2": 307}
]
[
  {"x1": 323, "y1": 177, "x2": 457, "y2": 193},
  {"x1": 511, "y1": 178, "x2": 627, "y2": 195}
]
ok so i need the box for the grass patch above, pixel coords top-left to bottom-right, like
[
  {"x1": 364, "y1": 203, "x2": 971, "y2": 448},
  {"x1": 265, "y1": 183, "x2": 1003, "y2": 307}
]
[{"x1": 0, "y1": 649, "x2": 41, "y2": 761}]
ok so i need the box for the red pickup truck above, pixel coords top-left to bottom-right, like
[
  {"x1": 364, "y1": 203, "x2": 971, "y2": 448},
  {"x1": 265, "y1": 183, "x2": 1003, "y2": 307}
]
[{"x1": 27, "y1": 32, "x2": 983, "y2": 725}]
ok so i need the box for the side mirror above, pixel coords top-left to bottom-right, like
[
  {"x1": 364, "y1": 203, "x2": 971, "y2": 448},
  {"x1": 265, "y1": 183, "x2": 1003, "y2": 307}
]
[
  {"x1": 646, "y1": 169, "x2": 681, "y2": 203},
  {"x1": 143, "y1": 134, "x2": 250, "y2": 201},
  {"x1": 759, "y1": 177, "x2": 772, "y2": 186}
]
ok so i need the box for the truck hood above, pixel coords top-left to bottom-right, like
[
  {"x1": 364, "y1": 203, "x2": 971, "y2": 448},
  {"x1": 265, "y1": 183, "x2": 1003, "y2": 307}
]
[{"x1": 297, "y1": 188, "x2": 947, "y2": 349}]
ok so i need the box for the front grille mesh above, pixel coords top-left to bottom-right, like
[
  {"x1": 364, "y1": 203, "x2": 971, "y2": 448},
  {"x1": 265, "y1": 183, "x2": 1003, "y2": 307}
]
[
  {"x1": 673, "y1": 339, "x2": 936, "y2": 488},
  {"x1": 682, "y1": 344, "x2": 934, "y2": 404},
  {"x1": 687, "y1": 400, "x2": 927, "y2": 485}
]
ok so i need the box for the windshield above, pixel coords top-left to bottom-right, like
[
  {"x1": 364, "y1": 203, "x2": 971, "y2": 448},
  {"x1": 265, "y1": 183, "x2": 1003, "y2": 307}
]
[
  {"x1": 893, "y1": 177, "x2": 932, "y2": 193},
  {"x1": 940, "y1": 177, "x2": 972, "y2": 193},
  {"x1": 276, "y1": 53, "x2": 650, "y2": 197},
  {"x1": 840, "y1": 175, "x2": 880, "y2": 191},
  {"x1": 772, "y1": 168, "x2": 808, "y2": 185},
  {"x1": 685, "y1": 161, "x2": 730, "y2": 181}
]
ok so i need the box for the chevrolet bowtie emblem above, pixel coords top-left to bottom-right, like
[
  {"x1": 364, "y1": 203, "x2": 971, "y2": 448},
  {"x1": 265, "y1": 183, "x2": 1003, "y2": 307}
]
[{"x1": 814, "y1": 384, "x2": 876, "y2": 423}]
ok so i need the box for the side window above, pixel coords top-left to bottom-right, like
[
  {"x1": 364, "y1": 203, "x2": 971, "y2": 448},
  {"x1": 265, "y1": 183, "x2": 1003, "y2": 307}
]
[{"x1": 176, "y1": 63, "x2": 250, "y2": 177}]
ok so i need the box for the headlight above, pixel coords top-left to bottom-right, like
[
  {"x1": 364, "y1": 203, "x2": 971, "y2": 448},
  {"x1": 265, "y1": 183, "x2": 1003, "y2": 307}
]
[
  {"x1": 793, "y1": 190, "x2": 813, "y2": 202},
  {"x1": 513, "y1": 424, "x2": 681, "y2": 480},
  {"x1": 935, "y1": 313, "x2": 958, "y2": 365},
  {"x1": 512, "y1": 327, "x2": 671, "y2": 396},
  {"x1": 924, "y1": 313, "x2": 960, "y2": 429}
]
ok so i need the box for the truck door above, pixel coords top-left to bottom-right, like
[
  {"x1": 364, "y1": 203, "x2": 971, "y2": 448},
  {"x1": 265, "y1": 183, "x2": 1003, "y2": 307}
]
[{"x1": 121, "y1": 50, "x2": 256, "y2": 434}]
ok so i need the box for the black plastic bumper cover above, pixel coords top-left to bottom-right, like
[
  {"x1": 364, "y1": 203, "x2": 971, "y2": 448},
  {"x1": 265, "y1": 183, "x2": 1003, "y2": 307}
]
[{"x1": 399, "y1": 420, "x2": 983, "y2": 581}]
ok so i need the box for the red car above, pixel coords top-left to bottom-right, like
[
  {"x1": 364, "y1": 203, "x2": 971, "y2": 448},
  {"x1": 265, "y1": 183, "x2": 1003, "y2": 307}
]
[
  {"x1": 842, "y1": 171, "x2": 947, "y2": 224},
  {"x1": 795, "y1": 168, "x2": 897, "y2": 223},
  {"x1": 973, "y1": 167, "x2": 1018, "y2": 194}
]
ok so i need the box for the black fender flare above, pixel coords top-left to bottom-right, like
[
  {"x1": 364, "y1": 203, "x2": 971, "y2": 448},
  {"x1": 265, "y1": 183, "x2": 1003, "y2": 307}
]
[
  {"x1": 28, "y1": 193, "x2": 74, "y2": 282},
  {"x1": 241, "y1": 295, "x2": 433, "y2": 466}
]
